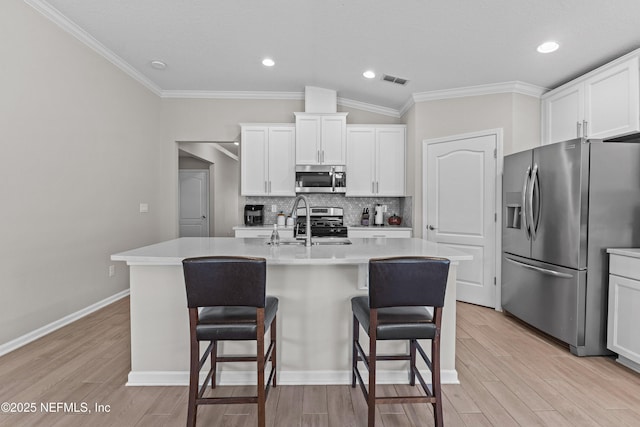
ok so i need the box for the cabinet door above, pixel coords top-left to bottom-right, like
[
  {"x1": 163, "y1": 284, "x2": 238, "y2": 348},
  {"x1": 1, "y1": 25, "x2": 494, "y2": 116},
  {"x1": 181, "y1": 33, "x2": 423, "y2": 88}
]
[
  {"x1": 585, "y1": 57, "x2": 640, "y2": 140},
  {"x1": 607, "y1": 273, "x2": 640, "y2": 362},
  {"x1": 346, "y1": 127, "x2": 376, "y2": 196},
  {"x1": 542, "y1": 83, "x2": 584, "y2": 144},
  {"x1": 321, "y1": 115, "x2": 346, "y2": 164},
  {"x1": 268, "y1": 127, "x2": 296, "y2": 196},
  {"x1": 241, "y1": 126, "x2": 268, "y2": 196},
  {"x1": 295, "y1": 115, "x2": 321, "y2": 164},
  {"x1": 376, "y1": 127, "x2": 406, "y2": 196}
]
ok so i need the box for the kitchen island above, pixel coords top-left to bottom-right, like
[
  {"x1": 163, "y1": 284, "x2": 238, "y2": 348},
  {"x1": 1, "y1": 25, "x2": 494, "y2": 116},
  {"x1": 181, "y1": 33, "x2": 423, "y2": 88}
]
[{"x1": 111, "y1": 237, "x2": 471, "y2": 386}]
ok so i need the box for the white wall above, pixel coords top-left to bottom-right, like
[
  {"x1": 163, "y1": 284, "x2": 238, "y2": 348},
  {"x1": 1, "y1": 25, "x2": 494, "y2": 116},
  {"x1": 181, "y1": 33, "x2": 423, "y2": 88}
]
[
  {"x1": 0, "y1": 0, "x2": 163, "y2": 346},
  {"x1": 159, "y1": 98, "x2": 403, "y2": 237},
  {"x1": 405, "y1": 93, "x2": 540, "y2": 237},
  {"x1": 0, "y1": 0, "x2": 542, "y2": 350}
]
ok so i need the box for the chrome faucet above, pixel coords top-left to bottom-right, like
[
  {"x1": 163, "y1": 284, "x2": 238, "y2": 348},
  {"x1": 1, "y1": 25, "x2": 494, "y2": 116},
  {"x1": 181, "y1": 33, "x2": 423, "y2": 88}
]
[{"x1": 290, "y1": 195, "x2": 312, "y2": 247}]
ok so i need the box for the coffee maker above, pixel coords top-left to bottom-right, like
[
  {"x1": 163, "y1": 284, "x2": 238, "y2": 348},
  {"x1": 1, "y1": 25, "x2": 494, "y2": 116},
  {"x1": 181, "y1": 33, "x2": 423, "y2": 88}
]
[{"x1": 244, "y1": 204, "x2": 264, "y2": 226}]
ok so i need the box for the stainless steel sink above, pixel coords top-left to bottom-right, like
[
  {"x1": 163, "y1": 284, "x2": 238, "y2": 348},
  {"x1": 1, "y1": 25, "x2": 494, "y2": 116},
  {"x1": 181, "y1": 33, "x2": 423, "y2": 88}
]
[
  {"x1": 266, "y1": 238, "x2": 305, "y2": 246},
  {"x1": 266, "y1": 237, "x2": 352, "y2": 246},
  {"x1": 311, "y1": 237, "x2": 352, "y2": 245}
]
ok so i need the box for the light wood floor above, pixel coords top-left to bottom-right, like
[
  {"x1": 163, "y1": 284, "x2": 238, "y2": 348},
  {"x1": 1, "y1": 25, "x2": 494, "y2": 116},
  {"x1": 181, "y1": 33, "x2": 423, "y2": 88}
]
[{"x1": 1, "y1": 297, "x2": 640, "y2": 427}]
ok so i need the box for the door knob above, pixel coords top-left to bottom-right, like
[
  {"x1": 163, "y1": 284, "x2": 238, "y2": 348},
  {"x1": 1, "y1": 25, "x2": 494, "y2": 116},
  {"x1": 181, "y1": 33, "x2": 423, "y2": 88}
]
[
  {"x1": 428, "y1": 225, "x2": 437, "y2": 230},
  {"x1": 202, "y1": 216, "x2": 206, "y2": 219}
]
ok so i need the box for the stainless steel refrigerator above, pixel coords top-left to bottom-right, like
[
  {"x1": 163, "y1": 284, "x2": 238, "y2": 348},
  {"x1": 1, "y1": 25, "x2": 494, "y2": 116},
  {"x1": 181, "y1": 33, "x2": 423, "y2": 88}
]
[{"x1": 502, "y1": 139, "x2": 640, "y2": 356}]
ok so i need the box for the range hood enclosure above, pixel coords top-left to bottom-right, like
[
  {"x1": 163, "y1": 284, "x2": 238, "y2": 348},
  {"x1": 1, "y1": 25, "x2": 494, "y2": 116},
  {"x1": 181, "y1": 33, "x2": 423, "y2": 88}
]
[{"x1": 305, "y1": 86, "x2": 337, "y2": 113}]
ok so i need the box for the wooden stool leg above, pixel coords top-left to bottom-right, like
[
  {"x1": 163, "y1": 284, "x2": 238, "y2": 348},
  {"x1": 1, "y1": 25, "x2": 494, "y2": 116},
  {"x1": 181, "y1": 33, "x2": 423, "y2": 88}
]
[
  {"x1": 432, "y1": 335, "x2": 443, "y2": 427},
  {"x1": 187, "y1": 310, "x2": 199, "y2": 427},
  {"x1": 409, "y1": 339, "x2": 417, "y2": 386},
  {"x1": 211, "y1": 340, "x2": 217, "y2": 388},
  {"x1": 352, "y1": 314, "x2": 359, "y2": 387},
  {"x1": 271, "y1": 314, "x2": 277, "y2": 387},
  {"x1": 257, "y1": 309, "x2": 266, "y2": 427},
  {"x1": 368, "y1": 310, "x2": 377, "y2": 427}
]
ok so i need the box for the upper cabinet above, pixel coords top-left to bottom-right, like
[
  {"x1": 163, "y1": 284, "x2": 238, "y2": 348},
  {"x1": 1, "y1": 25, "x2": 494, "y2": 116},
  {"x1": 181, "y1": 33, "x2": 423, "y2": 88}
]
[
  {"x1": 295, "y1": 113, "x2": 348, "y2": 165},
  {"x1": 240, "y1": 124, "x2": 296, "y2": 196},
  {"x1": 542, "y1": 55, "x2": 640, "y2": 144},
  {"x1": 346, "y1": 125, "x2": 406, "y2": 197}
]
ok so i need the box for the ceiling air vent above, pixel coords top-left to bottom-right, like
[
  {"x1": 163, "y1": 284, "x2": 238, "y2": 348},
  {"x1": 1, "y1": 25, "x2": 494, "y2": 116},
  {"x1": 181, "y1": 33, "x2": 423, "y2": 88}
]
[{"x1": 381, "y1": 74, "x2": 409, "y2": 86}]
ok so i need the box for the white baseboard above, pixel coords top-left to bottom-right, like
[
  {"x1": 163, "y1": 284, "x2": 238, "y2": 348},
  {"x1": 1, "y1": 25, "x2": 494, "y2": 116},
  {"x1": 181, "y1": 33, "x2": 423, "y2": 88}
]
[
  {"x1": 0, "y1": 289, "x2": 130, "y2": 357},
  {"x1": 126, "y1": 369, "x2": 459, "y2": 386},
  {"x1": 616, "y1": 355, "x2": 640, "y2": 374}
]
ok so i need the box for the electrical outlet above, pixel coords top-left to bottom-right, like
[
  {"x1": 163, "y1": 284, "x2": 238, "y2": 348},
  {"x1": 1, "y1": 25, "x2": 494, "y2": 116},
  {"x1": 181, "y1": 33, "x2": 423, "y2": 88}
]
[
  {"x1": 139, "y1": 203, "x2": 149, "y2": 213},
  {"x1": 108, "y1": 265, "x2": 115, "y2": 277},
  {"x1": 383, "y1": 205, "x2": 388, "y2": 213},
  {"x1": 271, "y1": 204, "x2": 277, "y2": 213}
]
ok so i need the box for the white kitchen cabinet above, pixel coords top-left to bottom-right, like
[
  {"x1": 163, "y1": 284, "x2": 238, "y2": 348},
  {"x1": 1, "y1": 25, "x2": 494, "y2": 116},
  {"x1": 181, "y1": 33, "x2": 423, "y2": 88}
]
[
  {"x1": 295, "y1": 113, "x2": 347, "y2": 165},
  {"x1": 348, "y1": 227, "x2": 412, "y2": 238},
  {"x1": 234, "y1": 226, "x2": 294, "y2": 239},
  {"x1": 346, "y1": 125, "x2": 406, "y2": 197},
  {"x1": 542, "y1": 55, "x2": 640, "y2": 144},
  {"x1": 607, "y1": 249, "x2": 640, "y2": 374},
  {"x1": 240, "y1": 124, "x2": 295, "y2": 196}
]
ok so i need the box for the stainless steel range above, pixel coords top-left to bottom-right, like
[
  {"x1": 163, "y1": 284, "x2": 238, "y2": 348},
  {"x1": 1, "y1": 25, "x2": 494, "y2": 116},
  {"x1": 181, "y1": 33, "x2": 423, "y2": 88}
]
[{"x1": 296, "y1": 207, "x2": 347, "y2": 238}]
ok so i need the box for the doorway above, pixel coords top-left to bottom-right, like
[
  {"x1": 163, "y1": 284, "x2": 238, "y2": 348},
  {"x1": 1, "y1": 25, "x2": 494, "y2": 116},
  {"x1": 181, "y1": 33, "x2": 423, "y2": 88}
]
[
  {"x1": 422, "y1": 129, "x2": 502, "y2": 308},
  {"x1": 179, "y1": 169, "x2": 210, "y2": 237}
]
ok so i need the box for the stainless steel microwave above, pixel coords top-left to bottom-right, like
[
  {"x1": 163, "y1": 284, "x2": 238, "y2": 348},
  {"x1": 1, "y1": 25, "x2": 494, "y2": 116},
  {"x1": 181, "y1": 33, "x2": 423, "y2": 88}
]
[{"x1": 295, "y1": 165, "x2": 346, "y2": 193}]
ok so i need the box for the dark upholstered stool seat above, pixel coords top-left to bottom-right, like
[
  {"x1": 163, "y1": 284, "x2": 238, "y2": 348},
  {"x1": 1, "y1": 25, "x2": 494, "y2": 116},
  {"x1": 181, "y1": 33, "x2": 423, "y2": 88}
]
[
  {"x1": 197, "y1": 296, "x2": 279, "y2": 341},
  {"x1": 351, "y1": 296, "x2": 436, "y2": 340},
  {"x1": 182, "y1": 256, "x2": 278, "y2": 427},
  {"x1": 351, "y1": 256, "x2": 450, "y2": 427}
]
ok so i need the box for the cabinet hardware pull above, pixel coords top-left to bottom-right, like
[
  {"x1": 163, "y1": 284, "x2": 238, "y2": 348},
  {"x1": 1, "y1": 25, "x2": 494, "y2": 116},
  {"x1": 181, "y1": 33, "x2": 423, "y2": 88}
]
[
  {"x1": 583, "y1": 120, "x2": 588, "y2": 138},
  {"x1": 577, "y1": 121, "x2": 582, "y2": 138}
]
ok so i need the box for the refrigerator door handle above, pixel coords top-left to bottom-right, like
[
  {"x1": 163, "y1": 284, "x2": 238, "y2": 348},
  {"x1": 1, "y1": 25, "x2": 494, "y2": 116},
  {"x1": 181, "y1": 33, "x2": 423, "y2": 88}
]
[
  {"x1": 529, "y1": 163, "x2": 539, "y2": 240},
  {"x1": 522, "y1": 166, "x2": 531, "y2": 240},
  {"x1": 505, "y1": 257, "x2": 574, "y2": 279}
]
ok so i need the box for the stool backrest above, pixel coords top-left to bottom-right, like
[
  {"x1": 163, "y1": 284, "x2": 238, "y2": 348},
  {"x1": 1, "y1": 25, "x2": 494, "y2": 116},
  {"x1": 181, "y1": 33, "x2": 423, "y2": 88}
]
[
  {"x1": 369, "y1": 256, "x2": 450, "y2": 309},
  {"x1": 182, "y1": 256, "x2": 267, "y2": 308}
]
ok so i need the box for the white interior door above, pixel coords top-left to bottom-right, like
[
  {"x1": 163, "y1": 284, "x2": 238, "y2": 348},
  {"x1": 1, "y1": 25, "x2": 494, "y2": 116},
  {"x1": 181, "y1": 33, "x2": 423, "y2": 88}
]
[
  {"x1": 179, "y1": 170, "x2": 209, "y2": 237},
  {"x1": 423, "y1": 131, "x2": 499, "y2": 308}
]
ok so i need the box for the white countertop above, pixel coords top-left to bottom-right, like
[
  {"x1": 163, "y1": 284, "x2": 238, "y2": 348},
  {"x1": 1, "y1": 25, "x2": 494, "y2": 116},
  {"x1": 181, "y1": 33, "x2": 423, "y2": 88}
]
[
  {"x1": 233, "y1": 225, "x2": 412, "y2": 231},
  {"x1": 112, "y1": 237, "x2": 472, "y2": 266},
  {"x1": 607, "y1": 248, "x2": 640, "y2": 259},
  {"x1": 233, "y1": 225, "x2": 294, "y2": 230},
  {"x1": 348, "y1": 225, "x2": 412, "y2": 231}
]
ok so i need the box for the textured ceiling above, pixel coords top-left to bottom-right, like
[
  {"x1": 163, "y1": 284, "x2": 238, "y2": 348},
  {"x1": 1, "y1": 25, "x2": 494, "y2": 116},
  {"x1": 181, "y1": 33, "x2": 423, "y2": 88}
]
[{"x1": 34, "y1": 0, "x2": 640, "y2": 111}]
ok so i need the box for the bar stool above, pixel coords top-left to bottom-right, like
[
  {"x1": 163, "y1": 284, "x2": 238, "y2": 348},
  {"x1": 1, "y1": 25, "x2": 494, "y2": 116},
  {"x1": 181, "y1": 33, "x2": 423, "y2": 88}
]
[
  {"x1": 351, "y1": 256, "x2": 450, "y2": 427},
  {"x1": 182, "y1": 256, "x2": 278, "y2": 427}
]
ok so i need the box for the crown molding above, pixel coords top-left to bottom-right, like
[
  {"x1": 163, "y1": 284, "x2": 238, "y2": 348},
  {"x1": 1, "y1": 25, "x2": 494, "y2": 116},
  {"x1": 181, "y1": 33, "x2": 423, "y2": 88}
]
[
  {"x1": 161, "y1": 90, "x2": 304, "y2": 100},
  {"x1": 162, "y1": 91, "x2": 402, "y2": 118},
  {"x1": 412, "y1": 81, "x2": 548, "y2": 103},
  {"x1": 25, "y1": 0, "x2": 162, "y2": 96},
  {"x1": 337, "y1": 97, "x2": 401, "y2": 118},
  {"x1": 399, "y1": 97, "x2": 416, "y2": 118},
  {"x1": 25, "y1": 0, "x2": 547, "y2": 117}
]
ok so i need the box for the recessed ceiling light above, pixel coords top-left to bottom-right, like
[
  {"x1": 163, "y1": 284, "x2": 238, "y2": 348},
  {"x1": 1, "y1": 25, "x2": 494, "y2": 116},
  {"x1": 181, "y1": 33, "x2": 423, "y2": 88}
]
[
  {"x1": 537, "y1": 41, "x2": 559, "y2": 53},
  {"x1": 150, "y1": 60, "x2": 167, "y2": 70},
  {"x1": 363, "y1": 70, "x2": 376, "y2": 79},
  {"x1": 262, "y1": 58, "x2": 275, "y2": 67}
]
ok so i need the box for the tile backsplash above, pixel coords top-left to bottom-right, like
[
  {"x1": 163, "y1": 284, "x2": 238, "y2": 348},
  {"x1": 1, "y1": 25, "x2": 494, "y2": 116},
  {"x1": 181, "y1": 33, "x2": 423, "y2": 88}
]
[{"x1": 245, "y1": 195, "x2": 412, "y2": 227}]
